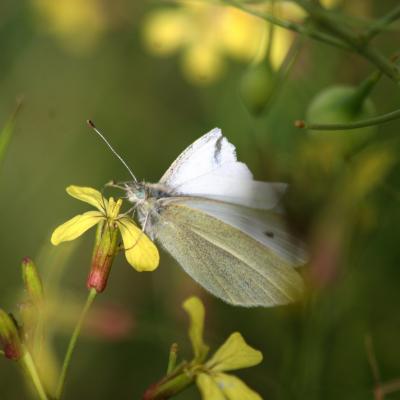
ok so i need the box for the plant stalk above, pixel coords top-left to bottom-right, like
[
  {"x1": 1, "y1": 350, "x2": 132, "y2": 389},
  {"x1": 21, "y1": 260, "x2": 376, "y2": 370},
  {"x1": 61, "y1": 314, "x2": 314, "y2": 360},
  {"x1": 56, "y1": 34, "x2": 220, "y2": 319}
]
[
  {"x1": 362, "y1": 5, "x2": 400, "y2": 42},
  {"x1": 20, "y1": 349, "x2": 49, "y2": 400},
  {"x1": 55, "y1": 288, "x2": 97, "y2": 399},
  {"x1": 296, "y1": 108, "x2": 400, "y2": 131},
  {"x1": 293, "y1": 0, "x2": 400, "y2": 82},
  {"x1": 225, "y1": 0, "x2": 349, "y2": 50}
]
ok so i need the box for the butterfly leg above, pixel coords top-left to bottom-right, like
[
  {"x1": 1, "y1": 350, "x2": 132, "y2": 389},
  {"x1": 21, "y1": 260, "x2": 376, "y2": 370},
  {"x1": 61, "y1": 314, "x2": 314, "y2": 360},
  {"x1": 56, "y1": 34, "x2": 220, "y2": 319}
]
[
  {"x1": 141, "y1": 211, "x2": 150, "y2": 232},
  {"x1": 116, "y1": 204, "x2": 137, "y2": 219}
]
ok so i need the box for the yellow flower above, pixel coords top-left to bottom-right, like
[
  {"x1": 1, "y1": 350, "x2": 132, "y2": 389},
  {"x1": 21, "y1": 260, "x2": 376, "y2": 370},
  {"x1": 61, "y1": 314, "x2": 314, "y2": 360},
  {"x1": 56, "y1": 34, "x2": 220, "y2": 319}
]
[
  {"x1": 143, "y1": 297, "x2": 263, "y2": 398},
  {"x1": 51, "y1": 185, "x2": 159, "y2": 272},
  {"x1": 142, "y1": 1, "x2": 299, "y2": 85},
  {"x1": 184, "y1": 297, "x2": 263, "y2": 400}
]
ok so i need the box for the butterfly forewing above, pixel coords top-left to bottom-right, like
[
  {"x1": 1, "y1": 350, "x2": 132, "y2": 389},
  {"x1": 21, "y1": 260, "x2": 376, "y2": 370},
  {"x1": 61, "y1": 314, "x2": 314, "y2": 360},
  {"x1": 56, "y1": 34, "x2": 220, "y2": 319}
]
[{"x1": 159, "y1": 128, "x2": 287, "y2": 210}]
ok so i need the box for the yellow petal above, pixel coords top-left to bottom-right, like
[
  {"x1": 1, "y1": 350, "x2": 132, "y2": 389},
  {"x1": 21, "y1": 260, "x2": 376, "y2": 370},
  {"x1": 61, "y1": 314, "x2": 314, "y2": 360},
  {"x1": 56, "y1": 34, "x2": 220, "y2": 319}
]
[
  {"x1": 207, "y1": 332, "x2": 262, "y2": 372},
  {"x1": 117, "y1": 217, "x2": 159, "y2": 271},
  {"x1": 214, "y1": 373, "x2": 263, "y2": 400},
  {"x1": 182, "y1": 297, "x2": 209, "y2": 362},
  {"x1": 66, "y1": 185, "x2": 108, "y2": 212},
  {"x1": 196, "y1": 373, "x2": 225, "y2": 400},
  {"x1": 107, "y1": 197, "x2": 123, "y2": 219},
  {"x1": 51, "y1": 211, "x2": 103, "y2": 245}
]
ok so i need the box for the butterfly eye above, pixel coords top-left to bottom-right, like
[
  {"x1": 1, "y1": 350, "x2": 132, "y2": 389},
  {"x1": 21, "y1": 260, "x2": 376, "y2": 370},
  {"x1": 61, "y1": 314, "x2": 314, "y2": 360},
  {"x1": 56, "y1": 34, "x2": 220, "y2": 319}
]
[{"x1": 137, "y1": 189, "x2": 146, "y2": 200}]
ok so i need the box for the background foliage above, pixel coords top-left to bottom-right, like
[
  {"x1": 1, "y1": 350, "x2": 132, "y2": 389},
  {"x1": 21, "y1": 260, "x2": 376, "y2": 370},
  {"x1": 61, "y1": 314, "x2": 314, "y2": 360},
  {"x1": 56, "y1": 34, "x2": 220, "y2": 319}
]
[{"x1": 1, "y1": 0, "x2": 400, "y2": 399}]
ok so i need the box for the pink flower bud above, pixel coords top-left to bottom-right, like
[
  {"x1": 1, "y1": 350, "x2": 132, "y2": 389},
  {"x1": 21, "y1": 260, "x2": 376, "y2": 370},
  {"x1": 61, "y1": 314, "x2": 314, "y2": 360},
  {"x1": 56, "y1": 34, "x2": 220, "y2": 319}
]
[{"x1": 87, "y1": 224, "x2": 119, "y2": 293}]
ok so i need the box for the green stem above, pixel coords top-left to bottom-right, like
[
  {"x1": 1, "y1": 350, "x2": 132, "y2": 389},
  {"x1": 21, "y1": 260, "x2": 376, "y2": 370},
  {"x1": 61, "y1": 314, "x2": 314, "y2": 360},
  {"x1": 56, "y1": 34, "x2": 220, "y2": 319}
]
[
  {"x1": 33, "y1": 310, "x2": 45, "y2": 360},
  {"x1": 362, "y1": 5, "x2": 400, "y2": 42},
  {"x1": 260, "y1": 35, "x2": 304, "y2": 114},
  {"x1": 55, "y1": 288, "x2": 97, "y2": 399},
  {"x1": 20, "y1": 350, "x2": 49, "y2": 400},
  {"x1": 293, "y1": 0, "x2": 400, "y2": 82},
  {"x1": 144, "y1": 371, "x2": 194, "y2": 400},
  {"x1": 265, "y1": 0, "x2": 276, "y2": 61},
  {"x1": 346, "y1": 70, "x2": 382, "y2": 114},
  {"x1": 225, "y1": 0, "x2": 349, "y2": 50},
  {"x1": 296, "y1": 108, "x2": 400, "y2": 131}
]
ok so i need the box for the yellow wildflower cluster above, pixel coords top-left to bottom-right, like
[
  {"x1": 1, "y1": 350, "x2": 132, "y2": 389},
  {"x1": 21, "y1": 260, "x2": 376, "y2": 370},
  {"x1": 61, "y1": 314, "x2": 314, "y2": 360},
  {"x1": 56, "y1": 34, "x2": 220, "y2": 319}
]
[{"x1": 142, "y1": 1, "x2": 304, "y2": 85}]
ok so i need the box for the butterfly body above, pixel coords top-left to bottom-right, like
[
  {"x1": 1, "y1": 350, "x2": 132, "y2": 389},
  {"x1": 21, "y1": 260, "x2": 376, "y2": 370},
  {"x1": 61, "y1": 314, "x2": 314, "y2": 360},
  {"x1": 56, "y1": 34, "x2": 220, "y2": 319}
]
[{"x1": 123, "y1": 128, "x2": 306, "y2": 307}]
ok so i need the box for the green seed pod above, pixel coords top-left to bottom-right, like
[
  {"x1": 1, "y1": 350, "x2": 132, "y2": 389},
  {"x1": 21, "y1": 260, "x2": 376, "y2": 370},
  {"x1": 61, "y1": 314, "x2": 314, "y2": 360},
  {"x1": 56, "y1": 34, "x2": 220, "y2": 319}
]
[
  {"x1": 240, "y1": 62, "x2": 275, "y2": 116},
  {"x1": 306, "y1": 82, "x2": 377, "y2": 150}
]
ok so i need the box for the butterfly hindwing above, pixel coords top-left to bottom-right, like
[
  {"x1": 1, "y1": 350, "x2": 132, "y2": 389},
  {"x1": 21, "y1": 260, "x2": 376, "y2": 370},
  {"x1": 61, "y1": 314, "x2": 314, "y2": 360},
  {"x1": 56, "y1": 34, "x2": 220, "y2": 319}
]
[
  {"x1": 168, "y1": 198, "x2": 308, "y2": 266},
  {"x1": 153, "y1": 202, "x2": 304, "y2": 307}
]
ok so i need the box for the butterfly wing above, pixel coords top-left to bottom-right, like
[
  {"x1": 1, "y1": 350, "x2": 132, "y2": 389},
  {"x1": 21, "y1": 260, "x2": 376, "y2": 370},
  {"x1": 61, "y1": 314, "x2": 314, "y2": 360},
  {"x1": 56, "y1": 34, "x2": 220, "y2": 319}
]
[
  {"x1": 172, "y1": 198, "x2": 308, "y2": 266},
  {"x1": 159, "y1": 128, "x2": 286, "y2": 210},
  {"x1": 152, "y1": 201, "x2": 304, "y2": 307}
]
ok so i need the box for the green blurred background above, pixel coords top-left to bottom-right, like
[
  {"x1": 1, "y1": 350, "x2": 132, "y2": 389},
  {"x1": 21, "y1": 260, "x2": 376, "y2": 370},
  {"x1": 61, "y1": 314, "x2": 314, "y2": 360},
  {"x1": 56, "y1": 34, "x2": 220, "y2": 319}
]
[{"x1": 1, "y1": 0, "x2": 400, "y2": 399}]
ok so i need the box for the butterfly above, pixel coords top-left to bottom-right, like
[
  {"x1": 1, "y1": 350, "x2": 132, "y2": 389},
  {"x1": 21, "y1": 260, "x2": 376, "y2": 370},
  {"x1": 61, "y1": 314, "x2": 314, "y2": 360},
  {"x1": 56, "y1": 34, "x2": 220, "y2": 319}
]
[{"x1": 90, "y1": 122, "x2": 306, "y2": 307}]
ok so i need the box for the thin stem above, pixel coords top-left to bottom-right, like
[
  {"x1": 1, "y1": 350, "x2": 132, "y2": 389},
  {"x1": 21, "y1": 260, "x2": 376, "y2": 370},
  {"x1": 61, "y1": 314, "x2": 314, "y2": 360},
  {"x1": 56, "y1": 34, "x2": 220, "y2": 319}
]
[
  {"x1": 259, "y1": 35, "x2": 304, "y2": 114},
  {"x1": 144, "y1": 371, "x2": 194, "y2": 400},
  {"x1": 225, "y1": 0, "x2": 349, "y2": 50},
  {"x1": 363, "y1": 5, "x2": 400, "y2": 42},
  {"x1": 293, "y1": 0, "x2": 400, "y2": 82},
  {"x1": 295, "y1": 108, "x2": 400, "y2": 131},
  {"x1": 20, "y1": 350, "x2": 49, "y2": 400},
  {"x1": 55, "y1": 288, "x2": 97, "y2": 399},
  {"x1": 265, "y1": 0, "x2": 276, "y2": 61}
]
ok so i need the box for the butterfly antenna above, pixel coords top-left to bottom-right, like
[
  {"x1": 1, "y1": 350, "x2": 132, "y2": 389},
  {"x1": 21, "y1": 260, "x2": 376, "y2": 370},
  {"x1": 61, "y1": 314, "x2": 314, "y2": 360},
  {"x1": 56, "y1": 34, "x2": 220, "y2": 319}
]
[{"x1": 87, "y1": 120, "x2": 138, "y2": 183}]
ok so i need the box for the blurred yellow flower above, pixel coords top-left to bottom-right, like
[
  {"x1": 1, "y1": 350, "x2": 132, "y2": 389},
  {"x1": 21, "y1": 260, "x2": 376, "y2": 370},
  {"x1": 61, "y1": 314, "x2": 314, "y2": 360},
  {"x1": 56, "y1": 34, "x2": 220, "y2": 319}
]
[
  {"x1": 183, "y1": 297, "x2": 263, "y2": 400},
  {"x1": 51, "y1": 185, "x2": 159, "y2": 272},
  {"x1": 31, "y1": 0, "x2": 108, "y2": 52},
  {"x1": 142, "y1": 1, "x2": 303, "y2": 85}
]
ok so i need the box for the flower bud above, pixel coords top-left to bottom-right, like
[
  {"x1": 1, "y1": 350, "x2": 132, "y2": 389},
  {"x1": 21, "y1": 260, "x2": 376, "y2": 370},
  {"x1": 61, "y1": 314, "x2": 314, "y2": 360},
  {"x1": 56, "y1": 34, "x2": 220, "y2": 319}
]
[
  {"x1": 87, "y1": 222, "x2": 119, "y2": 293},
  {"x1": 0, "y1": 310, "x2": 24, "y2": 360},
  {"x1": 239, "y1": 62, "x2": 275, "y2": 116},
  {"x1": 22, "y1": 257, "x2": 44, "y2": 306}
]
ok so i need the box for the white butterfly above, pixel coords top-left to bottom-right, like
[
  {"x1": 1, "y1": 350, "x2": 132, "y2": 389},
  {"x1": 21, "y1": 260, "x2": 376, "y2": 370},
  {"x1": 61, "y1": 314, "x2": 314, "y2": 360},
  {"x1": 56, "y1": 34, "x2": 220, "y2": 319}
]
[
  {"x1": 89, "y1": 121, "x2": 306, "y2": 307},
  {"x1": 119, "y1": 128, "x2": 306, "y2": 307}
]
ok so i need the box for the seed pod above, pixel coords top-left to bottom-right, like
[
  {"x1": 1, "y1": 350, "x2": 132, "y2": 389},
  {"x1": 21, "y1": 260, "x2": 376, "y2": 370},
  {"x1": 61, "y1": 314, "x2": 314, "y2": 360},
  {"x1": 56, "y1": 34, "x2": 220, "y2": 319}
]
[
  {"x1": 306, "y1": 77, "x2": 378, "y2": 150},
  {"x1": 240, "y1": 62, "x2": 275, "y2": 116}
]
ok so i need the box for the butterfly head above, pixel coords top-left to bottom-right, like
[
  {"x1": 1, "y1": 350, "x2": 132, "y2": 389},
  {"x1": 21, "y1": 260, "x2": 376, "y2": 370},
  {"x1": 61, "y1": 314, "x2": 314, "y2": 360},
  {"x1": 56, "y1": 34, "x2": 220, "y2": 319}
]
[{"x1": 124, "y1": 182, "x2": 147, "y2": 205}]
